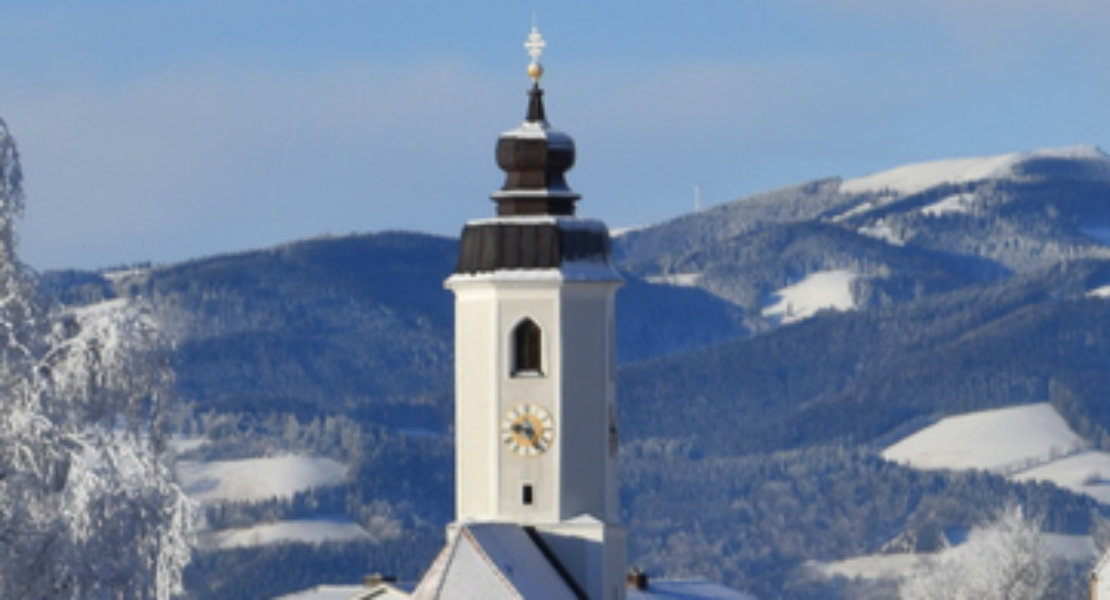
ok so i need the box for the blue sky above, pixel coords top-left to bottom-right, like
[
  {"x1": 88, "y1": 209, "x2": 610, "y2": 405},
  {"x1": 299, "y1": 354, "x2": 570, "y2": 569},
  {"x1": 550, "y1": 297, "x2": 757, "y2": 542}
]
[{"x1": 4, "y1": 1, "x2": 1110, "y2": 269}]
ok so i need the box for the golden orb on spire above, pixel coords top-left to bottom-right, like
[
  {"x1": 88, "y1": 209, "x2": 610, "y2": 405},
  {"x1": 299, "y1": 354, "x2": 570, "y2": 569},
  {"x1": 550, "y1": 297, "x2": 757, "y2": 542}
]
[
  {"x1": 527, "y1": 61, "x2": 544, "y2": 81},
  {"x1": 524, "y1": 25, "x2": 546, "y2": 83}
]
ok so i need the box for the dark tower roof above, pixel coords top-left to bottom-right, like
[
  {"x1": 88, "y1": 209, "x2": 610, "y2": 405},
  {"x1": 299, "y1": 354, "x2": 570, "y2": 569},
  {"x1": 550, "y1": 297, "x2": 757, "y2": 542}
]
[
  {"x1": 491, "y1": 56, "x2": 580, "y2": 216},
  {"x1": 455, "y1": 26, "x2": 612, "y2": 276}
]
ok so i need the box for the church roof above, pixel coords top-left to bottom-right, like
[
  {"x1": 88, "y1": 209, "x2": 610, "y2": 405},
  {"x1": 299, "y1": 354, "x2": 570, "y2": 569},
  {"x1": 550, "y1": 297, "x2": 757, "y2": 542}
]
[
  {"x1": 411, "y1": 523, "x2": 580, "y2": 600},
  {"x1": 453, "y1": 217, "x2": 614, "y2": 277}
]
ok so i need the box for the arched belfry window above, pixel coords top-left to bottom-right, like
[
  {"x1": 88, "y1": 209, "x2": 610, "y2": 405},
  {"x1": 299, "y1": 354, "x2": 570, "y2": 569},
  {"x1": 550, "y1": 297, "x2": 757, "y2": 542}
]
[{"x1": 512, "y1": 318, "x2": 543, "y2": 376}]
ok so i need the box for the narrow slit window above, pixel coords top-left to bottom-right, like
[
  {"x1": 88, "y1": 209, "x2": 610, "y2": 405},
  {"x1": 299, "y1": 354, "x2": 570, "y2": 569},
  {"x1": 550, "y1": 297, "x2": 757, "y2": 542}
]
[
  {"x1": 512, "y1": 319, "x2": 542, "y2": 375},
  {"x1": 522, "y1": 484, "x2": 534, "y2": 505}
]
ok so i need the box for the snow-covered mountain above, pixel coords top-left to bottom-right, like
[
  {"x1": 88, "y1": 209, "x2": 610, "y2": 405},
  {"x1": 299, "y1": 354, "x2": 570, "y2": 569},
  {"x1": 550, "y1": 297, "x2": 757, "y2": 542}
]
[
  {"x1": 41, "y1": 145, "x2": 1110, "y2": 599},
  {"x1": 617, "y1": 145, "x2": 1110, "y2": 333},
  {"x1": 834, "y1": 145, "x2": 1110, "y2": 269},
  {"x1": 839, "y1": 145, "x2": 1110, "y2": 198}
]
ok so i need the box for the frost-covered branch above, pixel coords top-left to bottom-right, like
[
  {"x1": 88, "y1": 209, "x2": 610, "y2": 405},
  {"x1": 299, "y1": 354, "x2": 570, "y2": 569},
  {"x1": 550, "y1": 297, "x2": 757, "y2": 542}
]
[
  {"x1": 0, "y1": 117, "x2": 192, "y2": 599},
  {"x1": 899, "y1": 505, "x2": 1052, "y2": 600}
]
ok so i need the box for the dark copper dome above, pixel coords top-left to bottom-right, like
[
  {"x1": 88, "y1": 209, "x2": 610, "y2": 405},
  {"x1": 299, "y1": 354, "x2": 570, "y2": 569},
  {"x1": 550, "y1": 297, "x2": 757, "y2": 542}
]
[{"x1": 491, "y1": 83, "x2": 580, "y2": 216}]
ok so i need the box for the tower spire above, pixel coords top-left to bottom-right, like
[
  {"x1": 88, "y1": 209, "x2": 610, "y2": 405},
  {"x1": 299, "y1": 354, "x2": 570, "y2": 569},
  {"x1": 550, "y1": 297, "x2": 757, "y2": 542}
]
[
  {"x1": 491, "y1": 24, "x2": 579, "y2": 216},
  {"x1": 524, "y1": 25, "x2": 547, "y2": 124},
  {"x1": 525, "y1": 23, "x2": 546, "y2": 84}
]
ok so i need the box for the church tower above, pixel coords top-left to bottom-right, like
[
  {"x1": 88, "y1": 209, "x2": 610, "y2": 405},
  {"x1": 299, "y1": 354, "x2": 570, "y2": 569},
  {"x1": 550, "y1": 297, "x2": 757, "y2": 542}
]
[{"x1": 441, "y1": 26, "x2": 627, "y2": 600}]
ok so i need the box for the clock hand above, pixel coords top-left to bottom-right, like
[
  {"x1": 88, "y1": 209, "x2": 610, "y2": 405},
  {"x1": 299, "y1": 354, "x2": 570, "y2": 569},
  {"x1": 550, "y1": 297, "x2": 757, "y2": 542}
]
[{"x1": 512, "y1": 421, "x2": 538, "y2": 441}]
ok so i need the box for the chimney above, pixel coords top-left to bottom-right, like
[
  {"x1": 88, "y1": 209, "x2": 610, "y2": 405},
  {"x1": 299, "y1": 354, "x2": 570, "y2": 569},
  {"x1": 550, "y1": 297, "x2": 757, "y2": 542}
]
[
  {"x1": 626, "y1": 568, "x2": 648, "y2": 591},
  {"x1": 363, "y1": 573, "x2": 396, "y2": 587}
]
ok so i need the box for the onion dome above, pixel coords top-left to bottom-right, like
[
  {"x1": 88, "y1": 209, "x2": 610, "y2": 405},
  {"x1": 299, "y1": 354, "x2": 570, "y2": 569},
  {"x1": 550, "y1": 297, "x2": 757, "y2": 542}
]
[
  {"x1": 491, "y1": 26, "x2": 580, "y2": 216},
  {"x1": 455, "y1": 26, "x2": 613, "y2": 276}
]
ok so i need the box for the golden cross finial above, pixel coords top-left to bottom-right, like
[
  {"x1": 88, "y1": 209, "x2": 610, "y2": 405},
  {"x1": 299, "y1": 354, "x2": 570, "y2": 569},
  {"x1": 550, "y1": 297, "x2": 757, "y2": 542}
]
[{"x1": 524, "y1": 25, "x2": 545, "y2": 82}]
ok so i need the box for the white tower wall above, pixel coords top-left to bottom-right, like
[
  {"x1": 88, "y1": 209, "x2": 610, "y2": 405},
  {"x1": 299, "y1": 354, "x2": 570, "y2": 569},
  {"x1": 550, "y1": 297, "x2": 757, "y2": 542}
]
[
  {"x1": 447, "y1": 266, "x2": 620, "y2": 525},
  {"x1": 447, "y1": 240, "x2": 625, "y2": 600}
]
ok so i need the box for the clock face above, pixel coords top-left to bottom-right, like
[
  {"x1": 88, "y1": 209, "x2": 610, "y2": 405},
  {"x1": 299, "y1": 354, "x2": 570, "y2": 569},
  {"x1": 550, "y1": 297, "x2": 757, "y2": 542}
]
[{"x1": 501, "y1": 404, "x2": 554, "y2": 457}]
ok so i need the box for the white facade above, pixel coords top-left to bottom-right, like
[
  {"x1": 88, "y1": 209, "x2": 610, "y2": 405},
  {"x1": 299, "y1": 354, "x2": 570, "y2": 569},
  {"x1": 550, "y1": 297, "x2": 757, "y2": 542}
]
[{"x1": 445, "y1": 228, "x2": 626, "y2": 600}]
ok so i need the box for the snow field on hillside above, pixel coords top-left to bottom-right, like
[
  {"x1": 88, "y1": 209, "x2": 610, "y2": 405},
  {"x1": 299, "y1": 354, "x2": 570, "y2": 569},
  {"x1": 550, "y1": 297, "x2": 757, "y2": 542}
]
[
  {"x1": 174, "y1": 453, "x2": 373, "y2": 550},
  {"x1": 921, "y1": 192, "x2": 976, "y2": 216},
  {"x1": 841, "y1": 153, "x2": 1018, "y2": 197},
  {"x1": 761, "y1": 269, "x2": 858, "y2": 324},
  {"x1": 176, "y1": 454, "x2": 347, "y2": 502},
  {"x1": 884, "y1": 403, "x2": 1110, "y2": 506},
  {"x1": 882, "y1": 403, "x2": 1083, "y2": 472},
  {"x1": 206, "y1": 517, "x2": 378, "y2": 549},
  {"x1": 1013, "y1": 451, "x2": 1110, "y2": 505},
  {"x1": 857, "y1": 220, "x2": 905, "y2": 246},
  {"x1": 1089, "y1": 285, "x2": 1110, "y2": 299}
]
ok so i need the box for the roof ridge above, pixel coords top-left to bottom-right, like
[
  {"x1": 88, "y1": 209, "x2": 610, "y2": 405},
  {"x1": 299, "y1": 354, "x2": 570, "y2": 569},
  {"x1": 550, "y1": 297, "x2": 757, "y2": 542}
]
[
  {"x1": 523, "y1": 526, "x2": 588, "y2": 600},
  {"x1": 461, "y1": 526, "x2": 525, "y2": 600}
]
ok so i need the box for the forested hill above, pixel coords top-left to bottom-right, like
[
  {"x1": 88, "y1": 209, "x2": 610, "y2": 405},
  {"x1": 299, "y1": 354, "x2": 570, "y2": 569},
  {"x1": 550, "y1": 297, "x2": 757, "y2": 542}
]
[
  {"x1": 42, "y1": 230, "x2": 751, "y2": 421},
  {"x1": 37, "y1": 145, "x2": 1110, "y2": 599},
  {"x1": 619, "y1": 258, "x2": 1110, "y2": 456}
]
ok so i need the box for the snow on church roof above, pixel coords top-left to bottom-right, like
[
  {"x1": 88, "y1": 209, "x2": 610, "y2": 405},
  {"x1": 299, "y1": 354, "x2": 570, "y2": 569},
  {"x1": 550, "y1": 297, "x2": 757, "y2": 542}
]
[
  {"x1": 408, "y1": 522, "x2": 758, "y2": 600},
  {"x1": 411, "y1": 523, "x2": 578, "y2": 600}
]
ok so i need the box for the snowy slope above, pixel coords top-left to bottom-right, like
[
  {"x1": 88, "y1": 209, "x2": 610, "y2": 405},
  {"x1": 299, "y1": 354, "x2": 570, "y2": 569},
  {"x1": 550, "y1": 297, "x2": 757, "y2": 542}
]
[
  {"x1": 207, "y1": 518, "x2": 376, "y2": 549},
  {"x1": 856, "y1": 220, "x2": 904, "y2": 245},
  {"x1": 176, "y1": 454, "x2": 347, "y2": 502},
  {"x1": 883, "y1": 403, "x2": 1110, "y2": 505},
  {"x1": 840, "y1": 145, "x2": 1107, "y2": 197},
  {"x1": 1013, "y1": 451, "x2": 1110, "y2": 505},
  {"x1": 882, "y1": 403, "x2": 1083, "y2": 472},
  {"x1": 1089, "y1": 285, "x2": 1110, "y2": 299},
  {"x1": 762, "y1": 269, "x2": 858, "y2": 324},
  {"x1": 921, "y1": 192, "x2": 976, "y2": 217}
]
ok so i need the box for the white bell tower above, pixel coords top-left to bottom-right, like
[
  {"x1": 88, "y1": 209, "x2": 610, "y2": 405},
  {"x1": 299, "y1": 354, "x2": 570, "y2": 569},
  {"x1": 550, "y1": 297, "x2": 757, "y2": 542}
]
[{"x1": 443, "y1": 26, "x2": 627, "y2": 600}]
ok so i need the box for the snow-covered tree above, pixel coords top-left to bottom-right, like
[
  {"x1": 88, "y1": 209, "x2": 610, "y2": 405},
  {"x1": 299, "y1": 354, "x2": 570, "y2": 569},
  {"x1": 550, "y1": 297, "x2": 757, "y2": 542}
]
[
  {"x1": 0, "y1": 118, "x2": 191, "y2": 599},
  {"x1": 898, "y1": 505, "x2": 1051, "y2": 600}
]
